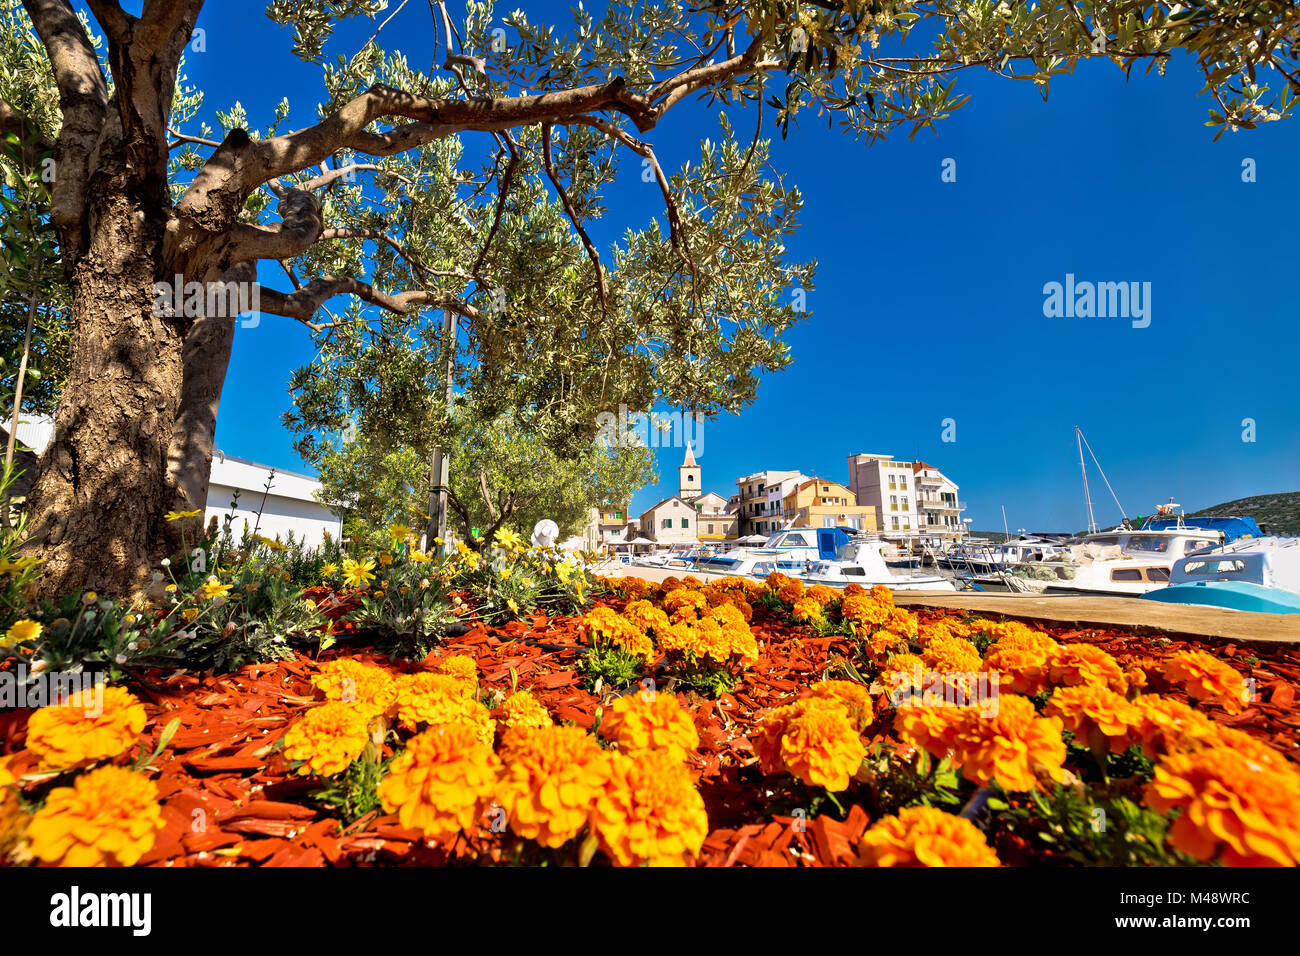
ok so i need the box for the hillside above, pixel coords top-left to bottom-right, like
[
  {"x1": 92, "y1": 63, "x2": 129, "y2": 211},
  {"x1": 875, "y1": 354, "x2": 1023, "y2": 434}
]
[{"x1": 1189, "y1": 492, "x2": 1300, "y2": 536}]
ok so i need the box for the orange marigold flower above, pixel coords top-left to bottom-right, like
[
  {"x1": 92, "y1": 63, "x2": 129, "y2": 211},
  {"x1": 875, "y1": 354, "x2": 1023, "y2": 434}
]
[
  {"x1": 807, "y1": 680, "x2": 874, "y2": 732},
  {"x1": 311, "y1": 658, "x2": 397, "y2": 714},
  {"x1": 25, "y1": 686, "x2": 146, "y2": 770},
  {"x1": 843, "y1": 582, "x2": 867, "y2": 597},
  {"x1": 495, "y1": 724, "x2": 610, "y2": 847},
  {"x1": 661, "y1": 588, "x2": 707, "y2": 617},
  {"x1": 378, "y1": 723, "x2": 501, "y2": 840},
  {"x1": 282, "y1": 701, "x2": 371, "y2": 776},
  {"x1": 771, "y1": 700, "x2": 865, "y2": 791},
  {"x1": 1161, "y1": 650, "x2": 1248, "y2": 714},
  {"x1": 950, "y1": 694, "x2": 1066, "y2": 792},
  {"x1": 0, "y1": 754, "x2": 14, "y2": 788},
  {"x1": 25, "y1": 766, "x2": 163, "y2": 867},
  {"x1": 881, "y1": 653, "x2": 928, "y2": 694},
  {"x1": 869, "y1": 584, "x2": 895, "y2": 606},
  {"x1": 776, "y1": 580, "x2": 806, "y2": 605},
  {"x1": 1048, "y1": 643, "x2": 1128, "y2": 693},
  {"x1": 499, "y1": 689, "x2": 552, "y2": 733},
  {"x1": 765, "y1": 571, "x2": 792, "y2": 591},
  {"x1": 593, "y1": 749, "x2": 708, "y2": 867},
  {"x1": 858, "y1": 806, "x2": 999, "y2": 867},
  {"x1": 0, "y1": 786, "x2": 25, "y2": 859},
  {"x1": 983, "y1": 631, "x2": 1060, "y2": 696},
  {"x1": 865, "y1": 630, "x2": 908, "y2": 662},
  {"x1": 1130, "y1": 694, "x2": 1219, "y2": 758},
  {"x1": 921, "y1": 633, "x2": 982, "y2": 673},
  {"x1": 1044, "y1": 685, "x2": 1142, "y2": 753},
  {"x1": 1144, "y1": 747, "x2": 1300, "y2": 866},
  {"x1": 893, "y1": 701, "x2": 973, "y2": 756},
  {"x1": 601, "y1": 690, "x2": 699, "y2": 762},
  {"x1": 806, "y1": 585, "x2": 838, "y2": 607}
]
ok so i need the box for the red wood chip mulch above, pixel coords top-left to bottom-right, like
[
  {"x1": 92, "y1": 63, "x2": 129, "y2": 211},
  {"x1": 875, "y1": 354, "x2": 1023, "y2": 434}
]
[{"x1": 4, "y1": 597, "x2": 1298, "y2": 867}]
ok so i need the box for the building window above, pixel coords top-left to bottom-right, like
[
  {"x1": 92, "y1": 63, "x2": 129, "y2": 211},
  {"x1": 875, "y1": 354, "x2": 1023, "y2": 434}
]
[
  {"x1": 661, "y1": 518, "x2": 671, "y2": 529},
  {"x1": 681, "y1": 518, "x2": 689, "y2": 529},
  {"x1": 707, "y1": 524, "x2": 714, "y2": 534},
  {"x1": 900, "y1": 476, "x2": 908, "y2": 488}
]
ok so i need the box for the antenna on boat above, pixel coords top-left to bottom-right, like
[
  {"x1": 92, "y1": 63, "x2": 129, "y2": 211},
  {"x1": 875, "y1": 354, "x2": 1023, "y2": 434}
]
[{"x1": 1001, "y1": 505, "x2": 1010, "y2": 542}]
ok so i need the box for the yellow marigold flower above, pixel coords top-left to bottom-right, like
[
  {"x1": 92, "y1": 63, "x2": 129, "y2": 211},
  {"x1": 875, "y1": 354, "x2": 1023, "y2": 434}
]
[
  {"x1": 433, "y1": 654, "x2": 479, "y2": 688},
  {"x1": 500, "y1": 690, "x2": 552, "y2": 733},
  {"x1": 163, "y1": 508, "x2": 203, "y2": 521},
  {"x1": 1144, "y1": 747, "x2": 1300, "y2": 866},
  {"x1": 394, "y1": 674, "x2": 494, "y2": 743},
  {"x1": 181, "y1": 608, "x2": 201, "y2": 622},
  {"x1": 378, "y1": 551, "x2": 394, "y2": 567},
  {"x1": 593, "y1": 749, "x2": 708, "y2": 867},
  {"x1": 379, "y1": 723, "x2": 500, "y2": 839},
  {"x1": 1048, "y1": 643, "x2": 1128, "y2": 693},
  {"x1": 841, "y1": 594, "x2": 890, "y2": 631},
  {"x1": 579, "y1": 606, "x2": 655, "y2": 663},
  {"x1": 881, "y1": 652, "x2": 928, "y2": 694},
  {"x1": 807, "y1": 680, "x2": 875, "y2": 732},
  {"x1": 858, "y1": 806, "x2": 999, "y2": 867},
  {"x1": 791, "y1": 598, "x2": 823, "y2": 623},
  {"x1": 882, "y1": 606, "x2": 918, "y2": 639},
  {"x1": 5, "y1": 618, "x2": 42, "y2": 645},
  {"x1": 495, "y1": 724, "x2": 610, "y2": 847},
  {"x1": 26, "y1": 766, "x2": 163, "y2": 866},
  {"x1": 983, "y1": 630, "x2": 1060, "y2": 696},
  {"x1": 282, "y1": 701, "x2": 370, "y2": 776},
  {"x1": 624, "y1": 599, "x2": 672, "y2": 638},
  {"x1": 312, "y1": 658, "x2": 396, "y2": 714},
  {"x1": 662, "y1": 587, "x2": 708, "y2": 617},
  {"x1": 1044, "y1": 685, "x2": 1141, "y2": 753},
  {"x1": 341, "y1": 556, "x2": 377, "y2": 588},
  {"x1": 26, "y1": 686, "x2": 146, "y2": 769},
  {"x1": 0, "y1": 754, "x2": 14, "y2": 788},
  {"x1": 601, "y1": 690, "x2": 699, "y2": 761},
  {"x1": 1160, "y1": 650, "x2": 1248, "y2": 714},
  {"x1": 864, "y1": 630, "x2": 907, "y2": 662},
  {"x1": 199, "y1": 576, "x2": 232, "y2": 601}
]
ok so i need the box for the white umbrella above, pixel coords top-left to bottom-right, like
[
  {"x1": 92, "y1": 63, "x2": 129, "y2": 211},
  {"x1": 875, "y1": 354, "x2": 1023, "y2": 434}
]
[
  {"x1": 739, "y1": 534, "x2": 768, "y2": 544},
  {"x1": 628, "y1": 536, "x2": 654, "y2": 546}
]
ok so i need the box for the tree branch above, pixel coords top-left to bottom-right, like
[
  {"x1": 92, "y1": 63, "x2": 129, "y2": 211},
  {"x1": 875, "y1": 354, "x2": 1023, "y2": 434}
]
[{"x1": 540, "y1": 122, "x2": 608, "y2": 318}]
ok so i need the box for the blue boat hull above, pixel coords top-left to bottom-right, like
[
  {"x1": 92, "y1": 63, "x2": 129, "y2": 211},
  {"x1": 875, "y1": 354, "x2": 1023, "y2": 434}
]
[{"x1": 1140, "y1": 581, "x2": 1300, "y2": 615}]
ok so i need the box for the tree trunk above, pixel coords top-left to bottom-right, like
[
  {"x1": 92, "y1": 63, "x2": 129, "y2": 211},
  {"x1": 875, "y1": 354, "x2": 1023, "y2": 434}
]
[{"x1": 22, "y1": 195, "x2": 185, "y2": 597}]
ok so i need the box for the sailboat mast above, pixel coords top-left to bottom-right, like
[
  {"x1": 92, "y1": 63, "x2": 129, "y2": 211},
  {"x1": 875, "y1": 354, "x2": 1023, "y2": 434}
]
[{"x1": 1077, "y1": 426, "x2": 1097, "y2": 533}]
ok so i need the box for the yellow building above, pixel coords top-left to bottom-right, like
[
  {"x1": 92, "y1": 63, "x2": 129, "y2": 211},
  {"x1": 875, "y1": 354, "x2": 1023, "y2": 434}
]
[{"x1": 781, "y1": 478, "x2": 877, "y2": 532}]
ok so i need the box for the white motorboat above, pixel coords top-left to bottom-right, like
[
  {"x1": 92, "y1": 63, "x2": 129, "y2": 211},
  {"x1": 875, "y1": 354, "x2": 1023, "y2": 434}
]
[
  {"x1": 693, "y1": 526, "x2": 858, "y2": 578},
  {"x1": 803, "y1": 537, "x2": 955, "y2": 591},
  {"x1": 1046, "y1": 526, "x2": 1225, "y2": 596}
]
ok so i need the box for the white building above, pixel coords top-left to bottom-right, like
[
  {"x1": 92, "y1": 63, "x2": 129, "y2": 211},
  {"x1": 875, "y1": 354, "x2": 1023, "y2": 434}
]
[
  {"x1": 847, "y1": 453, "x2": 967, "y2": 547},
  {"x1": 734, "y1": 469, "x2": 807, "y2": 537},
  {"x1": 8, "y1": 413, "x2": 341, "y2": 547},
  {"x1": 207, "y1": 451, "x2": 342, "y2": 546}
]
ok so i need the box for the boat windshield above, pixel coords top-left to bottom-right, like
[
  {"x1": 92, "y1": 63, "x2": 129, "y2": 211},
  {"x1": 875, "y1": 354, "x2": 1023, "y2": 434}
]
[
  {"x1": 1124, "y1": 535, "x2": 1173, "y2": 554},
  {"x1": 1181, "y1": 558, "x2": 1248, "y2": 576},
  {"x1": 766, "y1": 530, "x2": 815, "y2": 549}
]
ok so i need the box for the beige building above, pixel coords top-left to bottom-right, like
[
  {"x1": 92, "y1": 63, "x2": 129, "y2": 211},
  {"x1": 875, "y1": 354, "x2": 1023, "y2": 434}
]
[
  {"x1": 638, "y1": 495, "x2": 701, "y2": 545},
  {"x1": 782, "y1": 477, "x2": 877, "y2": 531},
  {"x1": 847, "y1": 453, "x2": 966, "y2": 546},
  {"x1": 689, "y1": 491, "x2": 738, "y2": 543}
]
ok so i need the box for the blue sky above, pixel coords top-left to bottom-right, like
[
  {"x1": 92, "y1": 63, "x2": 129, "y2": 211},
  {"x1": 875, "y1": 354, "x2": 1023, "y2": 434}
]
[{"x1": 188, "y1": 3, "x2": 1300, "y2": 531}]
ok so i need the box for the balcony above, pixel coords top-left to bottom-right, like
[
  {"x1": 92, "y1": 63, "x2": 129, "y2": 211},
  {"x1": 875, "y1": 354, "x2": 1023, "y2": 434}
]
[{"x1": 919, "y1": 499, "x2": 965, "y2": 511}]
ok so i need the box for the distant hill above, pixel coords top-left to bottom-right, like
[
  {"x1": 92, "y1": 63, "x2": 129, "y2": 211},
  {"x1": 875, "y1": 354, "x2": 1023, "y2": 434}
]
[{"x1": 1189, "y1": 492, "x2": 1300, "y2": 536}]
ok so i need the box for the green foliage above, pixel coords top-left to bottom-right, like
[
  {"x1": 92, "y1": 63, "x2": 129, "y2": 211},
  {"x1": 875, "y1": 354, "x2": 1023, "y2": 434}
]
[
  {"x1": 312, "y1": 754, "x2": 390, "y2": 825},
  {"x1": 579, "y1": 643, "x2": 646, "y2": 691},
  {"x1": 343, "y1": 557, "x2": 455, "y2": 659}
]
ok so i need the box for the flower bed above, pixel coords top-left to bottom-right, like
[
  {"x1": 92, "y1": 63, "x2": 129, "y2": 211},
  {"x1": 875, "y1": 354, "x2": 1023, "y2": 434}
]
[{"x1": 2, "y1": 572, "x2": 1299, "y2": 867}]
